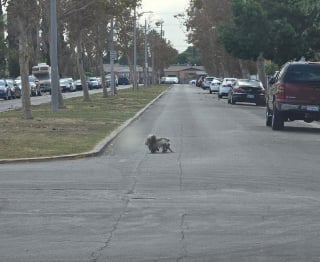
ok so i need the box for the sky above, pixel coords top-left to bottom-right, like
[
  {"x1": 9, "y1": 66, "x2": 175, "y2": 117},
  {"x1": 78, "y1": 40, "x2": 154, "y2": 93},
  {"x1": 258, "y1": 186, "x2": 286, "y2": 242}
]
[{"x1": 140, "y1": 0, "x2": 190, "y2": 54}]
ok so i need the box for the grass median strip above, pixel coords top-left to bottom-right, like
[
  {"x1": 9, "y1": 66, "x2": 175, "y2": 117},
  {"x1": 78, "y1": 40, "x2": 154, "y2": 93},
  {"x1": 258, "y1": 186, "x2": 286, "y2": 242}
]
[{"x1": 0, "y1": 85, "x2": 168, "y2": 159}]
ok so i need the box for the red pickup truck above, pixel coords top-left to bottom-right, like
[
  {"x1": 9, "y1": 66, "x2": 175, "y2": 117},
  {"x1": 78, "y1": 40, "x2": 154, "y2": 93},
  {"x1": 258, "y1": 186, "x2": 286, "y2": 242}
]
[{"x1": 266, "y1": 61, "x2": 320, "y2": 130}]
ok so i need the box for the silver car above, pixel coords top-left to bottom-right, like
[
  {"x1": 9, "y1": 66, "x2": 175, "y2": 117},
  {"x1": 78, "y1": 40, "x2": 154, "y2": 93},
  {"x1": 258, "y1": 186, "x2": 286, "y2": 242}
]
[
  {"x1": 209, "y1": 79, "x2": 221, "y2": 94},
  {"x1": 0, "y1": 79, "x2": 12, "y2": 100},
  {"x1": 218, "y1": 78, "x2": 237, "y2": 98},
  {"x1": 201, "y1": 76, "x2": 215, "y2": 89}
]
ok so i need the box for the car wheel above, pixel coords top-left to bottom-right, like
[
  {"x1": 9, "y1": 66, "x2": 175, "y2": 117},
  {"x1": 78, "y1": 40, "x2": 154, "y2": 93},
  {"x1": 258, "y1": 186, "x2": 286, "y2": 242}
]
[
  {"x1": 266, "y1": 107, "x2": 272, "y2": 126},
  {"x1": 271, "y1": 105, "x2": 284, "y2": 130},
  {"x1": 209, "y1": 90, "x2": 212, "y2": 94},
  {"x1": 218, "y1": 94, "x2": 222, "y2": 99}
]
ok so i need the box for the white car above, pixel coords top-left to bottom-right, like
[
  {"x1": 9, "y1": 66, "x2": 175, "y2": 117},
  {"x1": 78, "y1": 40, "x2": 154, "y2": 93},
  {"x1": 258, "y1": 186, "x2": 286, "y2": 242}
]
[
  {"x1": 161, "y1": 76, "x2": 179, "y2": 84},
  {"x1": 218, "y1": 78, "x2": 237, "y2": 98},
  {"x1": 209, "y1": 79, "x2": 221, "y2": 94},
  {"x1": 65, "y1": 78, "x2": 77, "y2": 92},
  {"x1": 189, "y1": 79, "x2": 196, "y2": 85},
  {"x1": 105, "y1": 74, "x2": 118, "y2": 87}
]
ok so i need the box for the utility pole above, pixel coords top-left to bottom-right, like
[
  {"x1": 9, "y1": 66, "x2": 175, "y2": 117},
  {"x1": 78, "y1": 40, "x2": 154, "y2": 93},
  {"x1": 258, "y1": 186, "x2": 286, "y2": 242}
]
[
  {"x1": 50, "y1": 0, "x2": 59, "y2": 112},
  {"x1": 155, "y1": 19, "x2": 164, "y2": 39},
  {"x1": 153, "y1": 19, "x2": 164, "y2": 84},
  {"x1": 109, "y1": 10, "x2": 116, "y2": 95},
  {"x1": 144, "y1": 18, "x2": 148, "y2": 87},
  {"x1": 133, "y1": 7, "x2": 138, "y2": 91},
  {"x1": 133, "y1": 9, "x2": 153, "y2": 90}
]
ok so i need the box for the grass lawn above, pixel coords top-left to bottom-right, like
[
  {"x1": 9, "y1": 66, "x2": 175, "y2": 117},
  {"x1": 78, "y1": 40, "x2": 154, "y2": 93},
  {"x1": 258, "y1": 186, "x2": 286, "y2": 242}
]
[{"x1": 0, "y1": 85, "x2": 168, "y2": 159}]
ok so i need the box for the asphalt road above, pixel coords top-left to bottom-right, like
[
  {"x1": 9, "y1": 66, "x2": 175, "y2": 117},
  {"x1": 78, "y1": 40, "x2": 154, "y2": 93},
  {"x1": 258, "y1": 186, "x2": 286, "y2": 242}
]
[{"x1": 1, "y1": 85, "x2": 320, "y2": 261}]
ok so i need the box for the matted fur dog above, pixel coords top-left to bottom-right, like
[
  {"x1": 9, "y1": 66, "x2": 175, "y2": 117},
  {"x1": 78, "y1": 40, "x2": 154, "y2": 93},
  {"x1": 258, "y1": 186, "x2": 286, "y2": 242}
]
[{"x1": 145, "y1": 134, "x2": 173, "y2": 153}]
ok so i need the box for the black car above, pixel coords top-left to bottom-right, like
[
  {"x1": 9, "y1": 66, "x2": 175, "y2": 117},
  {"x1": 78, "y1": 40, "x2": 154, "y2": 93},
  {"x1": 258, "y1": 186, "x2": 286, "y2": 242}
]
[
  {"x1": 227, "y1": 79, "x2": 265, "y2": 106},
  {"x1": 118, "y1": 77, "x2": 130, "y2": 85}
]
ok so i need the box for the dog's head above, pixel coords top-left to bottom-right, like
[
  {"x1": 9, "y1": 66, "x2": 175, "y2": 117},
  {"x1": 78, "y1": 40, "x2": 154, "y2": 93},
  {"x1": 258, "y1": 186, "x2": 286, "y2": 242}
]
[{"x1": 145, "y1": 134, "x2": 157, "y2": 146}]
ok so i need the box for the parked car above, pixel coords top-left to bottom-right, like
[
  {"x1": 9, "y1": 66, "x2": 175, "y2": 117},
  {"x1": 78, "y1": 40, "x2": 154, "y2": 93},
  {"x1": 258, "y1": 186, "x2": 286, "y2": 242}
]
[
  {"x1": 5, "y1": 79, "x2": 21, "y2": 99},
  {"x1": 96, "y1": 77, "x2": 102, "y2": 88},
  {"x1": 65, "y1": 78, "x2": 76, "y2": 92},
  {"x1": 218, "y1": 77, "x2": 237, "y2": 98},
  {"x1": 160, "y1": 76, "x2": 179, "y2": 84},
  {"x1": 201, "y1": 76, "x2": 215, "y2": 90},
  {"x1": 266, "y1": 61, "x2": 320, "y2": 130},
  {"x1": 59, "y1": 78, "x2": 72, "y2": 92},
  {"x1": 196, "y1": 75, "x2": 206, "y2": 87},
  {"x1": 118, "y1": 76, "x2": 130, "y2": 85},
  {"x1": 29, "y1": 75, "x2": 41, "y2": 96},
  {"x1": 209, "y1": 79, "x2": 221, "y2": 94},
  {"x1": 0, "y1": 79, "x2": 12, "y2": 100},
  {"x1": 189, "y1": 79, "x2": 197, "y2": 85},
  {"x1": 15, "y1": 75, "x2": 41, "y2": 96},
  {"x1": 227, "y1": 79, "x2": 265, "y2": 106},
  {"x1": 87, "y1": 77, "x2": 99, "y2": 89},
  {"x1": 75, "y1": 79, "x2": 82, "y2": 90},
  {"x1": 105, "y1": 74, "x2": 118, "y2": 87}
]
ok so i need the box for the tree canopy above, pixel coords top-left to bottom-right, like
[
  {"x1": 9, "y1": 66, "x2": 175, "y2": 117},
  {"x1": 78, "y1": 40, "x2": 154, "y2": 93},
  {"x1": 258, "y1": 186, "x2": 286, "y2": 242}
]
[
  {"x1": 0, "y1": 0, "x2": 180, "y2": 118},
  {"x1": 219, "y1": 0, "x2": 320, "y2": 65}
]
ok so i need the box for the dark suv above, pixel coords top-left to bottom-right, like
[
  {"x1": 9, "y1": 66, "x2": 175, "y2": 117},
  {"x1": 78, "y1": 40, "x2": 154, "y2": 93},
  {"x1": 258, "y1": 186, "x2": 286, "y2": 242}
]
[{"x1": 266, "y1": 61, "x2": 320, "y2": 130}]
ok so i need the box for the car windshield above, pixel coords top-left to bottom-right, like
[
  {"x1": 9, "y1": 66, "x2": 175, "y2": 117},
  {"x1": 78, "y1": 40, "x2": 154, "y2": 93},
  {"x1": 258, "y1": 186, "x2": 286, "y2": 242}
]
[
  {"x1": 238, "y1": 81, "x2": 261, "y2": 88},
  {"x1": 285, "y1": 64, "x2": 320, "y2": 83},
  {"x1": 16, "y1": 76, "x2": 38, "y2": 82}
]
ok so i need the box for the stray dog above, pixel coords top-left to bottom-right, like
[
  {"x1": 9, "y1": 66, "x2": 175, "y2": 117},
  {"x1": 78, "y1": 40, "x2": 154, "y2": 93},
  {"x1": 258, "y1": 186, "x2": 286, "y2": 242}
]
[{"x1": 145, "y1": 134, "x2": 173, "y2": 153}]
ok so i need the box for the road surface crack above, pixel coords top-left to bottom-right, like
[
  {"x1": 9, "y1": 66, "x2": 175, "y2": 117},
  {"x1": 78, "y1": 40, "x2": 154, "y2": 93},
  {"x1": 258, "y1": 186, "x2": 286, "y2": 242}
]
[
  {"x1": 177, "y1": 213, "x2": 189, "y2": 261},
  {"x1": 89, "y1": 159, "x2": 144, "y2": 262}
]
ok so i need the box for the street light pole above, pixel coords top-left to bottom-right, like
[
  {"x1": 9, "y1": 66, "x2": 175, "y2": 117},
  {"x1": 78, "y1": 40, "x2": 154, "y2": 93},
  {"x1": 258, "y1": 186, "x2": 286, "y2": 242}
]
[
  {"x1": 155, "y1": 19, "x2": 164, "y2": 39},
  {"x1": 153, "y1": 19, "x2": 164, "y2": 84},
  {"x1": 109, "y1": 12, "x2": 116, "y2": 95},
  {"x1": 133, "y1": 7, "x2": 138, "y2": 91},
  {"x1": 144, "y1": 18, "x2": 148, "y2": 87},
  {"x1": 133, "y1": 10, "x2": 153, "y2": 90},
  {"x1": 50, "y1": 0, "x2": 59, "y2": 112}
]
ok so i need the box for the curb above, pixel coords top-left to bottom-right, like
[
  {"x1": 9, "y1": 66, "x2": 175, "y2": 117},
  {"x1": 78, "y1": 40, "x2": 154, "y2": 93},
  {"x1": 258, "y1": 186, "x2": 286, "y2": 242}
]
[{"x1": 0, "y1": 89, "x2": 168, "y2": 164}]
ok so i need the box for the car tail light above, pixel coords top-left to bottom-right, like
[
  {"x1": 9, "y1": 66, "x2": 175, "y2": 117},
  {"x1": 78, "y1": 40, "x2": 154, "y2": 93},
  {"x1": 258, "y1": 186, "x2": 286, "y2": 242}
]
[
  {"x1": 233, "y1": 87, "x2": 245, "y2": 93},
  {"x1": 257, "y1": 88, "x2": 265, "y2": 94},
  {"x1": 276, "y1": 84, "x2": 286, "y2": 99}
]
